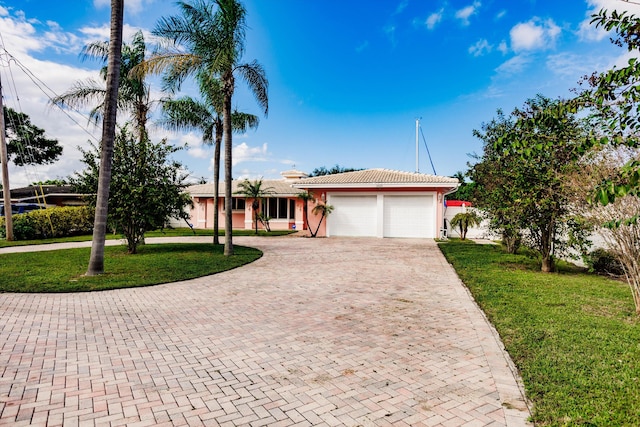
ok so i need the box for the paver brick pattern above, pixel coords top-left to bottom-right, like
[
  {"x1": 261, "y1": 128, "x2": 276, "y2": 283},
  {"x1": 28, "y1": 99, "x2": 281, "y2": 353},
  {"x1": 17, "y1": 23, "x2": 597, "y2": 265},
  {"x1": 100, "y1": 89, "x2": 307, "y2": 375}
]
[{"x1": 0, "y1": 236, "x2": 530, "y2": 426}]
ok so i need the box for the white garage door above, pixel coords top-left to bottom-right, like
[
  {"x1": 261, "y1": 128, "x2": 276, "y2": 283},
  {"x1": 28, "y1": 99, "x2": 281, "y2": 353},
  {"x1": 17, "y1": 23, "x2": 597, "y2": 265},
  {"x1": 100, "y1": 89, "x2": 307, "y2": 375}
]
[
  {"x1": 329, "y1": 195, "x2": 377, "y2": 236},
  {"x1": 383, "y1": 195, "x2": 433, "y2": 238}
]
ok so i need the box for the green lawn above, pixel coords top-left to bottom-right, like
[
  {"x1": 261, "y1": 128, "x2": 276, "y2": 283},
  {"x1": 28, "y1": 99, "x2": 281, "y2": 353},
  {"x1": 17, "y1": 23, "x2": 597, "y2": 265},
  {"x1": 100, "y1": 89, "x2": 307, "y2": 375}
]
[
  {"x1": 438, "y1": 240, "x2": 640, "y2": 427},
  {"x1": 0, "y1": 243, "x2": 262, "y2": 292},
  {"x1": 0, "y1": 227, "x2": 295, "y2": 248}
]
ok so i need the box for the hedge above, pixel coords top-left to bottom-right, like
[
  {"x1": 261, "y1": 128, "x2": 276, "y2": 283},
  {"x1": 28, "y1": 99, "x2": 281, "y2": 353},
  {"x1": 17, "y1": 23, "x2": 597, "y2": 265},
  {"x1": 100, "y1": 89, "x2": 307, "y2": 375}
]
[{"x1": 0, "y1": 206, "x2": 94, "y2": 240}]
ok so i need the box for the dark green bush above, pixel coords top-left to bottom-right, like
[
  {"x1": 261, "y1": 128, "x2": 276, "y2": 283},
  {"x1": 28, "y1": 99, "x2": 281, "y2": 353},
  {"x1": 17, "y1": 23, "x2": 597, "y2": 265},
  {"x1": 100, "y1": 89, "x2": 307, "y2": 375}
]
[
  {"x1": 585, "y1": 248, "x2": 625, "y2": 277},
  {"x1": 0, "y1": 206, "x2": 94, "y2": 240}
]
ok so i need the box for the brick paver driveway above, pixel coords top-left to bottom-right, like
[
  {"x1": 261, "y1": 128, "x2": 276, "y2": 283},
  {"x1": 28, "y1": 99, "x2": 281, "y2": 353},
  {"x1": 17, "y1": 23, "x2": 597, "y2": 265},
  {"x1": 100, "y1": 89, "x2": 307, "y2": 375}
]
[{"x1": 0, "y1": 236, "x2": 531, "y2": 426}]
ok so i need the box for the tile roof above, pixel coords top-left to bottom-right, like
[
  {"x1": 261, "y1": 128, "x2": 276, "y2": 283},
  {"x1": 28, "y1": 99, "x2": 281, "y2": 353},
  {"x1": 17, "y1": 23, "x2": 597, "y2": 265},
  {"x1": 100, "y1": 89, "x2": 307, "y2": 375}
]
[
  {"x1": 187, "y1": 179, "x2": 303, "y2": 197},
  {"x1": 292, "y1": 169, "x2": 459, "y2": 186}
]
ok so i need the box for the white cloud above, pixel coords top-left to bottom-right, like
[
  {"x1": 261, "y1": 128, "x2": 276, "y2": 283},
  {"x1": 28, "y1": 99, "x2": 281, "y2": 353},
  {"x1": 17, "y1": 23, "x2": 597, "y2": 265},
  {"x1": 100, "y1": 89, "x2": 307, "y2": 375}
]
[
  {"x1": 232, "y1": 142, "x2": 269, "y2": 166},
  {"x1": 469, "y1": 39, "x2": 492, "y2": 57},
  {"x1": 0, "y1": 8, "x2": 103, "y2": 187},
  {"x1": 498, "y1": 40, "x2": 509, "y2": 55},
  {"x1": 495, "y1": 54, "x2": 531, "y2": 75},
  {"x1": 383, "y1": 24, "x2": 397, "y2": 46},
  {"x1": 393, "y1": 0, "x2": 409, "y2": 16},
  {"x1": 355, "y1": 40, "x2": 369, "y2": 53},
  {"x1": 510, "y1": 18, "x2": 560, "y2": 52},
  {"x1": 426, "y1": 9, "x2": 444, "y2": 30},
  {"x1": 495, "y1": 10, "x2": 507, "y2": 20},
  {"x1": 455, "y1": 1, "x2": 481, "y2": 26},
  {"x1": 93, "y1": 0, "x2": 155, "y2": 15}
]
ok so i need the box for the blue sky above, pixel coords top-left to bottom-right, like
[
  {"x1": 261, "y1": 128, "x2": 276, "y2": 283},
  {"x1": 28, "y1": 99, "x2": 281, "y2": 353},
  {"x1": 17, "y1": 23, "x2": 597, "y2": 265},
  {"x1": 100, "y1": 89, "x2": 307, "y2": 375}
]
[{"x1": 1, "y1": 0, "x2": 640, "y2": 187}]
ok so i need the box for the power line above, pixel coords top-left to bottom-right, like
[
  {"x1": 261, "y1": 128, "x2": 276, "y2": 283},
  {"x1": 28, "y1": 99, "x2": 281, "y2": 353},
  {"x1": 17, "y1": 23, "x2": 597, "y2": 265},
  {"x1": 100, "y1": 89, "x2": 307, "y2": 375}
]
[{"x1": 0, "y1": 47, "x2": 99, "y2": 144}]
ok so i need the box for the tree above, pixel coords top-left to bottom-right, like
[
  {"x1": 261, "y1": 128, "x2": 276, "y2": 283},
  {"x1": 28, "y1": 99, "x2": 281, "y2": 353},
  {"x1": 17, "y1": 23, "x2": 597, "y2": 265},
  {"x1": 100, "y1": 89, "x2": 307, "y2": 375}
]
[
  {"x1": 235, "y1": 179, "x2": 274, "y2": 234},
  {"x1": 447, "y1": 170, "x2": 476, "y2": 202},
  {"x1": 573, "y1": 9, "x2": 640, "y2": 315},
  {"x1": 450, "y1": 211, "x2": 481, "y2": 240},
  {"x1": 85, "y1": 0, "x2": 123, "y2": 276},
  {"x1": 310, "y1": 203, "x2": 334, "y2": 238},
  {"x1": 72, "y1": 124, "x2": 192, "y2": 254},
  {"x1": 473, "y1": 96, "x2": 587, "y2": 271},
  {"x1": 136, "y1": 0, "x2": 269, "y2": 256},
  {"x1": 568, "y1": 146, "x2": 640, "y2": 314},
  {"x1": 51, "y1": 30, "x2": 151, "y2": 143},
  {"x1": 297, "y1": 191, "x2": 315, "y2": 232},
  {"x1": 470, "y1": 109, "x2": 525, "y2": 254},
  {"x1": 309, "y1": 165, "x2": 362, "y2": 177},
  {"x1": 160, "y1": 71, "x2": 259, "y2": 244},
  {"x1": 3, "y1": 107, "x2": 62, "y2": 166}
]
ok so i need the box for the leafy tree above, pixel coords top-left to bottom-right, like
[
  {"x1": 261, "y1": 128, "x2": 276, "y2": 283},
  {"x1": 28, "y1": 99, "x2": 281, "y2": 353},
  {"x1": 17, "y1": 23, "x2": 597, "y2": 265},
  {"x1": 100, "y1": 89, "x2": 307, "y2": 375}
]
[
  {"x1": 31, "y1": 179, "x2": 68, "y2": 186},
  {"x1": 470, "y1": 109, "x2": 524, "y2": 254},
  {"x1": 3, "y1": 107, "x2": 62, "y2": 166},
  {"x1": 51, "y1": 30, "x2": 151, "y2": 143},
  {"x1": 160, "y1": 71, "x2": 259, "y2": 244},
  {"x1": 473, "y1": 96, "x2": 587, "y2": 271},
  {"x1": 450, "y1": 211, "x2": 481, "y2": 240},
  {"x1": 235, "y1": 179, "x2": 274, "y2": 234},
  {"x1": 446, "y1": 170, "x2": 476, "y2": 202},
  {"x1": 310, "y1": 203, "x2": 334, "y2": 238},
  {"x1": 86, "y1": 0, "x2": 123, "y2": 275},
  {"x1": 137, "y1": 0, "x2": 269, "y2": 256},
  {"x1": 568, "y1": 145, "x2": 640, "y2": 314},
  {"x1": 72, "y1": 124, "x2": 192, "y2": 254},
  {"x1": 309, "y1": 165, "x2": 362, "y2": 177}
]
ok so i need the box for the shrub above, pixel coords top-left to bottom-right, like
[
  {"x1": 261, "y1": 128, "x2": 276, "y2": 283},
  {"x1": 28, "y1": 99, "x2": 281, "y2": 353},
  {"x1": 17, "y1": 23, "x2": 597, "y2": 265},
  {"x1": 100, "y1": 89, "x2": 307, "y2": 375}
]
[
  {"x1": 585, "y1": 248, "x2": 625, "y2": 276},
  {"x1": 0, "y1": 206, "x2": 94, "y2": 240}
]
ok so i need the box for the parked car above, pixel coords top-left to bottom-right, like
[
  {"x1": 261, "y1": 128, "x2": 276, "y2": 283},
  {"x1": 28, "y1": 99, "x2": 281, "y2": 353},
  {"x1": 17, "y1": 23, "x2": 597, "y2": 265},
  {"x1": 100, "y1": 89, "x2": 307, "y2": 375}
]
[{"x1": 0, "y1": 203, "x2": 47, "y2": 216}]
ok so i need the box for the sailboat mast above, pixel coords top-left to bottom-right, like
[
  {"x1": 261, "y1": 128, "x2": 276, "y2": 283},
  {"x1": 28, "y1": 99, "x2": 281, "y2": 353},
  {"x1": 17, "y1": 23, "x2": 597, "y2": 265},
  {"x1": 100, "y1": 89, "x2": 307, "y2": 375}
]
[{"x1": 415, "y1": 118, "x2": 420, "y2": 173}]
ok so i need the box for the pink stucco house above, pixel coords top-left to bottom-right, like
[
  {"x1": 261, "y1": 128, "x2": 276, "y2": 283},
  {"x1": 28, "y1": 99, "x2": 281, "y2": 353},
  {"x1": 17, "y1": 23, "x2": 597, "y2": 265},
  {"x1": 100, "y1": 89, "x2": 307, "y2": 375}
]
[{"x1": 185, "y1": 169, "x2": 459, "y2": 238}]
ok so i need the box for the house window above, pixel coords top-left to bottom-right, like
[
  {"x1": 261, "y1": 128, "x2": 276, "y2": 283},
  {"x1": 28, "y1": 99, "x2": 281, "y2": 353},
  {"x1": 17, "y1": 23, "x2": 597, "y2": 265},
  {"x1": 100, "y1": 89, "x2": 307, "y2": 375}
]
[
  {"x1": 223, "y1": 198, "x2": 246, "y2": 211},
  {"x1": 233, "y1": 198, "x2": 245, "y2": 211},
  {"x1": 262, "y1": 198, "x2": 294, "y2": 219}
]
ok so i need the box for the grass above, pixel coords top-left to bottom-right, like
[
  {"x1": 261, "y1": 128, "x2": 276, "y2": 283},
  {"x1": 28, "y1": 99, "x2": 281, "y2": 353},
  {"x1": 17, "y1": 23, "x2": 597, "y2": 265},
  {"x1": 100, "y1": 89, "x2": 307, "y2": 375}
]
[
  {"x1": 438, "y1": 239, "x2": 640, "y2": 427},
  {"x1": 0, "y1": 243, "x2": 262, "y2": 292},
  {"x1": 0, "y1": 227, "x2": 295, "y2": 248}
]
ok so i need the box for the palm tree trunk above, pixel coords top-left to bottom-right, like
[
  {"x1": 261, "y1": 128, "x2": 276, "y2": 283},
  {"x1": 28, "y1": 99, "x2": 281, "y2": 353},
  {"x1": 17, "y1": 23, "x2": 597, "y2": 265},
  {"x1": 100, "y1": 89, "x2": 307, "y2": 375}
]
[
  {"x1": 223, "y1": 73, "x2": 234, "y2": 256},
  {"x1": 86, "y1": 0, "x2": 123, "y2": 276},
  {"x1": 312, "y1": 213, "x2": 325, "y2": 238},
  {"x1": 213, "y1": 126, "x2": 222, "y2": 245}
]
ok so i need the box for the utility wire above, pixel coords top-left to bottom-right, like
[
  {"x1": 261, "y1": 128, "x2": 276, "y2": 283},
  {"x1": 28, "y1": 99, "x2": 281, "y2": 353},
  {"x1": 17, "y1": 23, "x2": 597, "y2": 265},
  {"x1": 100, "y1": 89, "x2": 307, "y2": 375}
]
[{"x1": 0, "y1": 47, "x2": 99, "y2": 144}]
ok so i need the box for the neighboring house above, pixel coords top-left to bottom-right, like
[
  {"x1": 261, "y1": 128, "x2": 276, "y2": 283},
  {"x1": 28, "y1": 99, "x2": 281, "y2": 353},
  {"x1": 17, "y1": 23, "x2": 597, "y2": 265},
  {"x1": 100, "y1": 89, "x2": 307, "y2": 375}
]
[
  {"x1": 185, "y1": 170, "x2": 308, "y2": 231},
  {"x1": 2, "y1": 185, "x2": 87, "y2": 207},
  {"x1": 293, "y1": 169, "x2": 459, "y2": 238}
]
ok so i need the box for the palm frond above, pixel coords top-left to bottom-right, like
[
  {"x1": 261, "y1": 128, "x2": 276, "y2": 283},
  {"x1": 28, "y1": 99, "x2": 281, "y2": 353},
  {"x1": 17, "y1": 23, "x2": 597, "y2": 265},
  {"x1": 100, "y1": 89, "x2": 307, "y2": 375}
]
[
  {"x1": 80, "y1": 40, "x2": 110, "y2": 62},
  {"x1": 231, "y1": 111, "x2": 259, "y2": 133},
  {"x1": 236, "y1": 61, "x2": 269, "y2": 116}
]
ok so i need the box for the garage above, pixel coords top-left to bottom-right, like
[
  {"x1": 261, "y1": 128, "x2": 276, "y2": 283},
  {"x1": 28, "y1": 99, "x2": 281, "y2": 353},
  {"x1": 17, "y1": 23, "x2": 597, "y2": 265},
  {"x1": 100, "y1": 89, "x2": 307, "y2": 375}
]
[
  {"x1": 293, "y1": 169, "x2": 459, "y2": 238},
  {"x1": 383, "y1": 195, "x2": 433, "y2": 238},
  {"x1": 328, "y1": 195, "x2": 377, "y2": 237}
]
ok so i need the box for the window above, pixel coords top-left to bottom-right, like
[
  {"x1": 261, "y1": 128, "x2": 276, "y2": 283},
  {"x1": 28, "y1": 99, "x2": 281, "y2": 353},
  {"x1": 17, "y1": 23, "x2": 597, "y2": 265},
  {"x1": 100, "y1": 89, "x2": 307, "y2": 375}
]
[
  {"x1": 262, "y1": 198, "x2": 295, "y2": 219},
  {"x1": 233, "y1": 198, "x2": 246, "y2": 210},
  {"x1": 223, "y1": 198, "x2": 246, "y2": 211}
]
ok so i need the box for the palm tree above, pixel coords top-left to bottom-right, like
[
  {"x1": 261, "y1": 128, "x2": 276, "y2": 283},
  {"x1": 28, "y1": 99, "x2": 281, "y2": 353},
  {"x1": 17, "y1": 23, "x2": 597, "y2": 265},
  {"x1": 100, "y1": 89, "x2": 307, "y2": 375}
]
[
  {"x1": 135, "y1": 0, "x2": 268, "y2": 256},
  {"x1": 450, "y1": 210, "x2": 481, "y2": 240},
  {"x1": 310, "y1": 203, "x2": 334, "y2": 238},
  {"x1": 51, "y1": 30, "x2": 151, "y2": 144},
  {"x1": 235, "y1": 179, "x2": 274, "y2": 234},
  {"x1": 86, "y1": 0, "x2": 123, "y2": 276},
  {"x1": 160, "y1": 71, "x2": 258, "y2": 244},
  {"x1": 297, "y1": 191, "x2": 315, "y2": 234}
]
